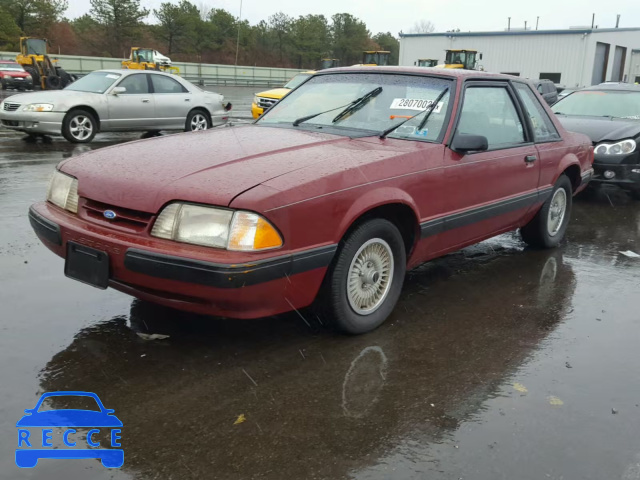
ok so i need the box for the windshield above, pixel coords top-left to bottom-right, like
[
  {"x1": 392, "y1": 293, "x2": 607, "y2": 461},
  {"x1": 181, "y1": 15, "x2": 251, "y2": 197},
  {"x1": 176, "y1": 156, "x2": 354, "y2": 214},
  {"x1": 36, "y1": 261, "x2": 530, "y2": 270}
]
[
  {"x1": 258, "y1": 73, "x2": 453, "y2": 141},
  {"x1": 0, "y1": 63, "x2": 24, "y2": 71},
  {"x1": 552, "y1": 90, "x2": 640, "y2": 119},
  {"x1": 65, "y1": 71, "x2": 121, "y2": 93},
  {"x1": 25, "y1": 39, "x2": 46, "y2": 55},
  {"x1": 363, "y1": 52, "x2": 389, "y2": 66},
  {"x1": 284, "y1": 73, "x2": 312, "y2": 90},
  {"x1": 446, "y1": 51, "x2": 476, "y2": 67}
]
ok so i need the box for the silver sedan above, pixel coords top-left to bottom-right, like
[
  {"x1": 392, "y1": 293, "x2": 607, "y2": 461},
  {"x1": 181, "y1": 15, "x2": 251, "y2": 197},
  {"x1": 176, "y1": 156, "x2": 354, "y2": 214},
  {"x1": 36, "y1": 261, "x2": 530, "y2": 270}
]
[{"x1": 0, "y1": 69, "x2": 232, "y2": 143}]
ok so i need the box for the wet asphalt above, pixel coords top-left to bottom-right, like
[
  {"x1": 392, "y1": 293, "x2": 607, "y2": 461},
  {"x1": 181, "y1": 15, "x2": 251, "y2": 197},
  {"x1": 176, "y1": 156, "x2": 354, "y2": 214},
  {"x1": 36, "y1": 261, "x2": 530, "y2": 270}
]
[{"x1": 1, "y1": 87, "x2": 640, "y2": 480}]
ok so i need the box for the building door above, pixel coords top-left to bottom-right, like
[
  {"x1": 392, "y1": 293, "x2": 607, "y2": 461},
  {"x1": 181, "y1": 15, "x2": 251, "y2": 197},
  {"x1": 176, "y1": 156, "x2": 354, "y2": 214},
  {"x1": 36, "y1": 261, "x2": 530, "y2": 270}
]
[
  {"x1": 591, "y1": 42, "x2": 610, "y2": 85},
  {"x1": 611, "y1": 46, "x2": 626, "y2": 82}
]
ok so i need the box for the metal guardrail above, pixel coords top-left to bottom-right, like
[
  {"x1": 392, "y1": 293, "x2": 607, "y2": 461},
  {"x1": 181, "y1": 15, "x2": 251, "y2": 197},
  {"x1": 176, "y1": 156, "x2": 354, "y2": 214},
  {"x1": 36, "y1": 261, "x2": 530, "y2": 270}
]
[{"x1": 0, "y1": 51, "x2": 305, "y2": 87}]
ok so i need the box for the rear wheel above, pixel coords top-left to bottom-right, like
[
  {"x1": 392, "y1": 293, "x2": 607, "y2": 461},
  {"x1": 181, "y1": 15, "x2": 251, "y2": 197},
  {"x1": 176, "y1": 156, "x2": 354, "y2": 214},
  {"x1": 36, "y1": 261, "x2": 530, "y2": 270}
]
[
  {"x1": 55, "y1": 67, "x2": 73, "y2": 88},
  {"x1": 521, "y1": 175, "x2": 572, "y2": 248},
  {"x1": 318, "y1": 218, "x2": 406, "y2": 334},
  {"x1": 62, "y1": 109, "x2": 97, "y2": 143},
  {"x1": 44, "y1": 75, "x2": 61, "y2": 90},
  {"x1": 23, "y1": 66, "x2": 40, "y2": 89},
  {"x1": 185, "y1": 110, "x2": 210, "y2": 132}
]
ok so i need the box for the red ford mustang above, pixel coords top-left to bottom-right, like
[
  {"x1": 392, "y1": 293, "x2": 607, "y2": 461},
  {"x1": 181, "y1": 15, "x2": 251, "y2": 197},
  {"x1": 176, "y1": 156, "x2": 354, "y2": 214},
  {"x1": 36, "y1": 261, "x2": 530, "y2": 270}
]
[{"x1": 29, "y1": 67, "x2": 593, "y2": 334}]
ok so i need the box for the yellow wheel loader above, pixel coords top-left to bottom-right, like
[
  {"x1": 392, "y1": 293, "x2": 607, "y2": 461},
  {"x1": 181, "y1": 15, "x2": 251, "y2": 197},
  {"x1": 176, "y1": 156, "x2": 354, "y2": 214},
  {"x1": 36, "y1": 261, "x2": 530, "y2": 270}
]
[{"x1": 16, "y1": 37, "x2": 72, "y2": 89}]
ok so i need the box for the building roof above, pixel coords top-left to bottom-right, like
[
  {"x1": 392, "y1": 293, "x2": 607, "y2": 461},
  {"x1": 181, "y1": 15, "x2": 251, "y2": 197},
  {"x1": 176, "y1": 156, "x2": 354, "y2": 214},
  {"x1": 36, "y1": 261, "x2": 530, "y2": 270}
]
[{"x1": 400, "y1": 27, "x2": 640, "y2": 38}]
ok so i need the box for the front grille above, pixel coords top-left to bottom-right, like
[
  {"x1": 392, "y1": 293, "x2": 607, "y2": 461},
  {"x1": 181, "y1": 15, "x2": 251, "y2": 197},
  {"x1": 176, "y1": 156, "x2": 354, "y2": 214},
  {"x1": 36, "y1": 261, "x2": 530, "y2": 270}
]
[
  {"x1": 258, "y1": 97, "x2": 277, "y2": 109},
  {"x1": 81, "y1": 198, "x2": 153, "y2": 233},
  {"x1": 2, "y1": 102, "x2": 20, "y2": 112}
]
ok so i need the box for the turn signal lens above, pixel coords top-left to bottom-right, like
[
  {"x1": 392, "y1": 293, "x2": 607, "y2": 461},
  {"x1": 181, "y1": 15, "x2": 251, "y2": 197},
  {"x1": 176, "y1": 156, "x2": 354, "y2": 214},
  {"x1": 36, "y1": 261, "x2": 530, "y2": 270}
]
[{"x1": 228, "y1": 212, "x2": 283, "y2": 251}]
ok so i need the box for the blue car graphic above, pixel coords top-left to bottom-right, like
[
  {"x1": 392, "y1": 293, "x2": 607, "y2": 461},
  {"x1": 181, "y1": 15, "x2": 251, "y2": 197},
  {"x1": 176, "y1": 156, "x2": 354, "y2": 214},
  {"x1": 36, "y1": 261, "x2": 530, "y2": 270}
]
[{"x1": 16, "y1": 391, "x2": 123, "y2": 468}]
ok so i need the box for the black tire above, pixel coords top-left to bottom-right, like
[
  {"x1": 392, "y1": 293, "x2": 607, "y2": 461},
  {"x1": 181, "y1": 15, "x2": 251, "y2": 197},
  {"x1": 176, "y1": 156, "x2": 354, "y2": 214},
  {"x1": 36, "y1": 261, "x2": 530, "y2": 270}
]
[
  {"x1": 24, "y1": 66, "x2": 40, "y2": 89},
  {"x1": 45, "y1": 75, "x2": 61, "y2": 90},
  {"x1": 62, "y1": 109, "x2": 98, "y2": 143},
  {"x1": 521, "y1": 175, "x2": 572, "y2": 248},
  {"x1": 185, "y1": 109, "x2": 211, "y2": 132},
  {"x1": 55, "y1": 67, "x2": 72, "y2": 88},
  {"x1": 318, "y1": 218, "x2": 406, "y2": 334}
]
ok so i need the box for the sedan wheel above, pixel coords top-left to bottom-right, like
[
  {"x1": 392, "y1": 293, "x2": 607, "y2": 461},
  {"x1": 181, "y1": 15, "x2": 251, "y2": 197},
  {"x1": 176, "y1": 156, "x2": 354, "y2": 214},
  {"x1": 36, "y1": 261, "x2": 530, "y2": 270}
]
[
  {"x1": 521, "y1": 175, "x2": 572, "y2": 248},
  {"x1": 62, "y1": 109, "x2": 97, "y2": 143},
  {"x1": 318, "y1": 218, "x2": 406, "y2": 335},
  {"x1": 547, "y1": 188, "x2": 567, "y2": 237},
  {"x1": 186, "y1": 110, "x2": 210, "y2": 132}
]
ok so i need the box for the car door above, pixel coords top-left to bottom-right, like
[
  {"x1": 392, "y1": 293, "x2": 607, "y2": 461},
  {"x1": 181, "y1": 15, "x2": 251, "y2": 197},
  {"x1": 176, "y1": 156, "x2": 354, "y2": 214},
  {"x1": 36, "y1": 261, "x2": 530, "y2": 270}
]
[
  {"x1": 435, "y1": 81, "x2": 540, "y2": 252},
  {"x1": 106, "y1": 73, "x2": 156, "y2": 130},
  {"x1": 149, "y1": 74, "x2": 192, "y2": 129}
]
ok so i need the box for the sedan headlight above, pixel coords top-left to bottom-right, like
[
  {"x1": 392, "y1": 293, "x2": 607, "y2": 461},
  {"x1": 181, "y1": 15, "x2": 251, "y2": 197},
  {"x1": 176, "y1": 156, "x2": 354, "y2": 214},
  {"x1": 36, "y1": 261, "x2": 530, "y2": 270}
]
[
  {"x1": 151, "y1": 203, "x2": 283, "y2": 251},
  {"x1": 594, "y1": 139, "x2": 636, "y2": 155},
  {"x1": 253, "y1": 96, "x2": 260, "y2": 105},
  {"x1": 47, "y1": 170, "x2": 79, "y2": 213},
  {"x1": 23, "y1": 103, "x2": 54, "y2": 112}
]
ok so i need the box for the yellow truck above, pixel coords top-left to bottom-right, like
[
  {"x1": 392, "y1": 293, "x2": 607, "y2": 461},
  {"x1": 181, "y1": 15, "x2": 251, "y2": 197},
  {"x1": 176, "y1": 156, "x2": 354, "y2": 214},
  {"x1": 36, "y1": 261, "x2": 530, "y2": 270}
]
[
  {"x1": 438, "y1": 49, "x2": 482, "y2": 70},
  {"x1": 251, "y1": 71, "x2": 315, "y2": 119}
]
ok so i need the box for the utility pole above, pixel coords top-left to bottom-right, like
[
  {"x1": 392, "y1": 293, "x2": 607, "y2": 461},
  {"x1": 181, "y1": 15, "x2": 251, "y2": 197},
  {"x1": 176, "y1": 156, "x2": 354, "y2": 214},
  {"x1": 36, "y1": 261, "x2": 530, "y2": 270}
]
[{"x1": 235, "y1": 0, "x2": 243, "y2": 66}]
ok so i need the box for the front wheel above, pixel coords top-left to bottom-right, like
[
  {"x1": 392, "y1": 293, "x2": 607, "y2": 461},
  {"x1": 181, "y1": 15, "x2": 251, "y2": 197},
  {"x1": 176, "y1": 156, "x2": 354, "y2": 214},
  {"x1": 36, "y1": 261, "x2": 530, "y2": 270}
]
[
  {"x1": 318, "y1": 218, "x2": 406, "y2": 334},
  {"x1": 62, "y1": 109, "x2": 97, "y2": 143},
  {"x1": 521, "y1": 175, "x2": 572, "y2": 248},
  {"x1": 185, "y1": 110, "x2": 210, "y2": 132}
]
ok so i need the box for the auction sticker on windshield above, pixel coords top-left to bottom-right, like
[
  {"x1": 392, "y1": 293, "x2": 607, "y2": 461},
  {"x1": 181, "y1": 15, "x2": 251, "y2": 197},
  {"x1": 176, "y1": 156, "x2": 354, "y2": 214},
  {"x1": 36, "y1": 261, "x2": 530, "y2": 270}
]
[{"x1": 390, "y1": 98, "x2": 443, "y2": 112}]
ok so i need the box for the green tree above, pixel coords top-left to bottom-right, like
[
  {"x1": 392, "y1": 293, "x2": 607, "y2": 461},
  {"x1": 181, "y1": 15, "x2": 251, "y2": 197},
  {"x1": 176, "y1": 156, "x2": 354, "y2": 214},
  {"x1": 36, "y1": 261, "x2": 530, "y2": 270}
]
[
  {"x1": 268, "y1": 12, "x2": 292, "y2": 64},
  {"x1": 208, "y1": 8, "x2": 237, "y2": 51},
  {"x1": 154, "y1": 0, "x2": 200, "y2": 54},
  {"x1": 291, "y1": 14, "x2": 330, "y2": 69},
  {"x1": 372, "y1": 32, "x2": 399, "y2": 65},
  {"x1": 0, "y1": 0, "x2": 68, "y2": 37},
  {"x1": 330, "y1": 13, "x2": 370, "y2": 65},
  {"x1": 89, "y1": 0, "x2": 150, "y2": 57},
  {"x1": 0, "y1": 6, "x2": 21, "y2": 50}
]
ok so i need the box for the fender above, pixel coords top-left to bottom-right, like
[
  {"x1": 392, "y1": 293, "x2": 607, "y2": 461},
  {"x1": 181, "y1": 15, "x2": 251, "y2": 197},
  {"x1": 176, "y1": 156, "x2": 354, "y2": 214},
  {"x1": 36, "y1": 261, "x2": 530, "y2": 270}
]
[
  {"x1": 554, "y1": 152, "x2": 581, "y2": 186},
  {"x1": 336, "y1": 186, "x2": 420, "y2": 242}
]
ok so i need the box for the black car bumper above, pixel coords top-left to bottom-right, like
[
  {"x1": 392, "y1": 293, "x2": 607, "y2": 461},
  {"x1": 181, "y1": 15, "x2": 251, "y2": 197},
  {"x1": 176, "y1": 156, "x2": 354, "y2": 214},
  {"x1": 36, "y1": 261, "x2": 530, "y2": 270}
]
[
  {"x1": 1, "y1": 77, "x2": 33, "y2": 90},
  {"x1": 591, "y1": 163, "x2": 640, "y2": 190}
]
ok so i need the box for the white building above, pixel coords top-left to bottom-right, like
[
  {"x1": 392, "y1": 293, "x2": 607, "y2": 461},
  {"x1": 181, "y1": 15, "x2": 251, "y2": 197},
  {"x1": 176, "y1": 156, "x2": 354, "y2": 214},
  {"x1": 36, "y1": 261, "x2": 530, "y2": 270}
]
[{"x1": 399, "y1": 28, "x2": 640, "y2": 87}]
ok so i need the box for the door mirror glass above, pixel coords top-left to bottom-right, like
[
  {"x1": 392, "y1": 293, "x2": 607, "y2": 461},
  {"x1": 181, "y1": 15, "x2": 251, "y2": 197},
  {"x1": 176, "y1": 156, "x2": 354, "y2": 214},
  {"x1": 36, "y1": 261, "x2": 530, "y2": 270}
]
[
  {"x1": 451, "y1": 134, "x2": 488, "y2": 153},
  {"x1": 112, "y1": 87, "x2": 126, "y2": 95}
]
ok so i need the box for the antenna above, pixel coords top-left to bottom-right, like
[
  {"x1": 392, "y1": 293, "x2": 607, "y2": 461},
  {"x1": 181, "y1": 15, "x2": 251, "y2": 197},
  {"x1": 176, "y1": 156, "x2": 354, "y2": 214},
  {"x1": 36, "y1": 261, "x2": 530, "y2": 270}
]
[
  {"x1": 615, "y1": 14, "x2": 620, "y2": 28},
  {"x1": 508, "y1": 17, "x2": 511, "y2": 31}
]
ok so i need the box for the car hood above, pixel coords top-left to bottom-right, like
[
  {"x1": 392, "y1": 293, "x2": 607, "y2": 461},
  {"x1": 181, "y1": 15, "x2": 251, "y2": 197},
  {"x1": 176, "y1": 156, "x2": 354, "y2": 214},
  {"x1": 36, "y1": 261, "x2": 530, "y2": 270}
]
[
  {"x1": 60, "y1": 125, "x2": 363, "y2": 213},
  {"x1": 1, "y1": 70, "x2": 29, "y2": 77},
  {"x1": 255, "y1": 88, "x2": 290, "y2": 99},
  {"x1": 557, "y1": 115, "x2": 640, "y2": 143},
  {"x1": 3, "y1": 89, "x2": 99, "y2": 106},
  {"x1": 16, "y1": 410, "x2": 123, "y2": 427}
]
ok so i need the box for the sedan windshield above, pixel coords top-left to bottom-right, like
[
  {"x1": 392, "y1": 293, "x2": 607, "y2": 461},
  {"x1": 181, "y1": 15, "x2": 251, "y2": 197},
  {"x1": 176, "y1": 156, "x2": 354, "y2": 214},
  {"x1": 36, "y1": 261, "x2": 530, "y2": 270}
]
[
  {"x1": 552, "y1": 90, "x2": 640, "y2": 119},
  {"x1": 0, "y1": 63, "x2": 25, "y2": 71},
  {"x1": 284, "y1": 73, "x2": 312, "y2": 90},
  {"x1": 258, "y1": 73, "x2": 453, "y2": 141},
  {"x1": 65, "y1": 71, "x2": 122, "y2": 93}
]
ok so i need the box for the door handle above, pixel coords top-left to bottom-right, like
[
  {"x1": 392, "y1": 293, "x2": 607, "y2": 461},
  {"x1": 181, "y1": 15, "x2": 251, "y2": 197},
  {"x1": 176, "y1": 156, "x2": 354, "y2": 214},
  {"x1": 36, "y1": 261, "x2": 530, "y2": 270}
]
[
  {"x1": 141, "y1": 99, "x2": 150, "y2": 103},
  {"x1": 184, "y1": 98, "x2": 191, "y2": 102},
  {"x1": 525, "y1": 155, "x2": 537, "y2": 164}
]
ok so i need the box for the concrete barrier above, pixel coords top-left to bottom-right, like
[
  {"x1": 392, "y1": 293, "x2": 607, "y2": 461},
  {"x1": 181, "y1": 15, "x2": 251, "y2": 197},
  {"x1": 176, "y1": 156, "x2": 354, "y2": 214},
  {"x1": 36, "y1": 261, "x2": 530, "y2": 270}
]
[{"x1": 0, "y1": 51, "x2": 305, "y2": 87}]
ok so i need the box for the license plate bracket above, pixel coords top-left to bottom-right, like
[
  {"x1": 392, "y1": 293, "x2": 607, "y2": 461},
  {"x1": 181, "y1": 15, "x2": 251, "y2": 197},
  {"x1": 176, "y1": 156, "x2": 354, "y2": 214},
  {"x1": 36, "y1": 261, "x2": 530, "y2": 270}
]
[{"x1": 64, "y1": 241, "x2": 109, "y2": 289}]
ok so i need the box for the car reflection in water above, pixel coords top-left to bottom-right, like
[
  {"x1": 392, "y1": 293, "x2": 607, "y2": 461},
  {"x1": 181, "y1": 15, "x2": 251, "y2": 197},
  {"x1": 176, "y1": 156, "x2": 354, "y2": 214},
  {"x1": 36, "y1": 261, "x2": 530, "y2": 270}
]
[{"x1": 37, "y1": 239, "x2": 575, "y2": 479}]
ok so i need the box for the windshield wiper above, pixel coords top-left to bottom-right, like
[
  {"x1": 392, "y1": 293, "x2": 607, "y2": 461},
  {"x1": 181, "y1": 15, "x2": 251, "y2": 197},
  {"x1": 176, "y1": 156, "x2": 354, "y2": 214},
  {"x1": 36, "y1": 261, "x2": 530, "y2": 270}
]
[
  {"x1": 379, "y1": 87, "x2": 449, "y2": 139},
  {"x1": 292, "y1": 100, "x2": 355, "y2": 126},
  {"x1": 332, "y1": 87, "x2": 383, "y2": 124}
]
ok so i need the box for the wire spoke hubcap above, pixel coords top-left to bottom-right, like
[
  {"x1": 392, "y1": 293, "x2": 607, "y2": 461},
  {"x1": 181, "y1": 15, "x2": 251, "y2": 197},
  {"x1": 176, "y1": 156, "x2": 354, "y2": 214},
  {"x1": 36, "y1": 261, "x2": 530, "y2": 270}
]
[
  {"x1": 69, "y1": 116, "x2": 92, "y2": 140},
  {"x1": 190, "y1": 114, "x2": 208, "y2": 131},
  {"x1": 547, "y1": 188, "x2": 567, "y2": 236},
  {"x1": 347, "y1": 238, "x2": 394, "y2": 315}
]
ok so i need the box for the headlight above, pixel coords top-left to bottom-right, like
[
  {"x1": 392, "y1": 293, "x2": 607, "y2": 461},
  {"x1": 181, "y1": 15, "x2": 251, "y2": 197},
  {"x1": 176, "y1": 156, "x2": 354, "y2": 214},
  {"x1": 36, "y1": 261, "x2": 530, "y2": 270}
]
[
  {"x1": 151, "y1": 203, "x2": 283, "y2": 251},
  {"x1": 253, "y1": 96, "x2": 260, "y2": 105},
  {"x1": 25, "y1": 75, "x2": 32, "y2": 80},
  {"x1": 47, "y1": 170, "x2": 79, "y2": 213},
  {"x1": 23, "y1": 104, "x2": 54, "y2": 112},
  {"x1": 594, "y1": 139, "x2": 636, "y2": 155}
]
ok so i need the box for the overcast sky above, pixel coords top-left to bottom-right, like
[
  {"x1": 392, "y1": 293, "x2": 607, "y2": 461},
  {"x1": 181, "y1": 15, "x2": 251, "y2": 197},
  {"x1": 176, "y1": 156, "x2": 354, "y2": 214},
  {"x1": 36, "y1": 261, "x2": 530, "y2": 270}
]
[{"x1": 66, "y1": 0, "x2": 640, "y2": 35}]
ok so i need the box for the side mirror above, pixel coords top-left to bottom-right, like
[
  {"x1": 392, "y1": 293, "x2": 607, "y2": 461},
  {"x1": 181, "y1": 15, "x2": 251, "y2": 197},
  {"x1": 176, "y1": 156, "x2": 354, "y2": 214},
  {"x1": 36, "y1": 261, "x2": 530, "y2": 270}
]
[
  {"x1": 451, "y1": 134, "x2": 488, "y2": 153},
  {"x1": 112, "y1": 87, "x2": 126, "y2": 95}
]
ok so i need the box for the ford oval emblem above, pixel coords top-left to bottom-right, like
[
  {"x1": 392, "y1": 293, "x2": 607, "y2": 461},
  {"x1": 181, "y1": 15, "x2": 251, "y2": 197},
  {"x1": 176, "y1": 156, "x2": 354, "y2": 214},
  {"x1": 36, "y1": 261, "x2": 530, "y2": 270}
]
[{"x1": 103, "y1": 210, "x2": 117, "y2": 220}]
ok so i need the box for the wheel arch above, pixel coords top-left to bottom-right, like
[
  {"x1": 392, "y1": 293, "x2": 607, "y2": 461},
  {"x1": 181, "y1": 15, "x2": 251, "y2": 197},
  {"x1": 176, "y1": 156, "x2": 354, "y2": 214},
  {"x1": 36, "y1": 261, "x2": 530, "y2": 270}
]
[
  {"x1": 555, "y1": 154, "x2": 582, "y2": 192},
  {"x1": 337, "y1": 188, "x2": 421, "y2": 258},
  {"x1": 65, "y1": 106, "x2": 101, "y2": 131},
  {"x1": 188, "y1": 106, "x2": 211, "y2": 124}
]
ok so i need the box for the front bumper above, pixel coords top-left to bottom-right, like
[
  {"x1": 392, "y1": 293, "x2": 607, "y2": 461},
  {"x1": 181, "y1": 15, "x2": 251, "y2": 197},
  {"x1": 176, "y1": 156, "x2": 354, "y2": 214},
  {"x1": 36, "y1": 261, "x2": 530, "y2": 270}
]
[
  {"x1": 0, "y1": 111, "x2": 64, "y2": 135},
  {"x1": 1, "y1": 77, "x2": 33, "y2": 89},
  {"x1": 591, "y1": 163, "x2": 640, "y2": 191},
  {"x1": 29, "y1": 202, "x2": 335, "y2": 318},
  {"x1": 251, "y1": 102, "x2": 263, "y2": 120}
]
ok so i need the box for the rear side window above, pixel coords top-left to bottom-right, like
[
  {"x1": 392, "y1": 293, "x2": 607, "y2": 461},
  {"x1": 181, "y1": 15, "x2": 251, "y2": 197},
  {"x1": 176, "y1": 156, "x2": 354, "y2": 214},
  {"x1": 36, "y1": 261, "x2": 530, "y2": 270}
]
[
  {"x1": 117, "y1": 74, "x2": 149, "y2": 94},
  {"x1": 514, "y1": 83, "x2": 561, "y2": 142},
  {"x1": 151, "y1": 75, "x2": 188, "y2": 93},
  {"x1": 456, "y1": 85, "x2": 525, "y2": 149}
]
